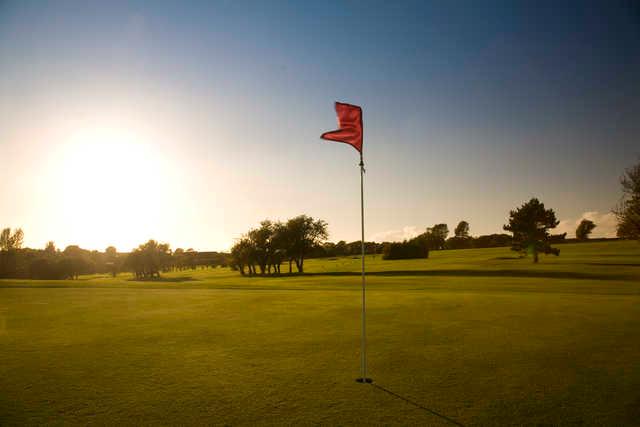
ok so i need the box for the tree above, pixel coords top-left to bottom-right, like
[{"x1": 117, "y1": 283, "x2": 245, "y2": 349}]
[
  {"x1": 615, "y1": 160, "x2": 640, "y2": 240},
  {"x1": 286, "y1": 215, "x2": 328, "y2": 273},
  {"x1": 125, "y1": 240, "x2": 171, "y2": 279},
  {"x1": 472, "y1": 234, "x2": 512, "y2": 248},
  {"x1": 0, "y1": 233, "x2": 141, "y2": 279},
  {"x1": 427, "y1": 224, "x2": 448, "y2": 250},
  {"x1": 230, "y1": 221, "x2": 283, "y2": 276},
  {"x1": 416, "y1": 224, "x2": 448, "y2": 251},
  {"x1": 247, "y1": 220, "x2": 275, "y2": 275},
  {"x1": 173, "y1": 248, "x2": 185, "y2": 270},
  {"x1": 11, "y1": 229, "x2": 23, "y2": 249},
  {"x1": 45, "y1": 241, "x2": 57, "y2": 255},
  {"x1": 230, "y1": 215, "x2": 328, "y2": 276},
  {"x1": 575, "y1": 219, "x2": 596, "y2": 240},
  {"x1": 454, "y1": 221, "x2": 470, "y2": 238},
  {"x1": 0, "y1": 229, "x2": 8, "y2": 250},
  {"x1": 105, "y1": 246, "x2": 118, "y2": 277},
  {"x1": 230, "y1": 238, "x2": 255, "y2": 276},
  {"x1": 0, "y1": 228, "x2": 23, "y2": 251},
  {"x1": 382, "y1": 237, "x2": 429, "y2": 260},
  {"x1": 184, "y1": 248, "x2": 197, "y2": 270},
  {"x1": 268, "y1": 222, "x2": 290, "y2": 273},
  {"x1": 0, "y1": 228, "x2": 24, "y2": 278},
  {"x1": 346, "y1": 240, "x2": 361, "y2": 255},
  {"x1": 61, "y1": 245, "x2": 94, "y2": 278},
  {"x1": 503, "y1": 198, "x2": 560, "y2": 263},
  {"x1": 446, "y1": 221, "x2": 472, "y2": 249},
  {"x1": 29, "y1": 258, "x2": 57, "y2": 279},
  {"x1": 321, "y1": 242, "x2": 337, "y2": 257}
]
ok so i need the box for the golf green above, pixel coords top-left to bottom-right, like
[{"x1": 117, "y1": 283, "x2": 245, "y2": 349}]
[{"x1": 1, "y1": 241, "x2": 639, "y2": 425}]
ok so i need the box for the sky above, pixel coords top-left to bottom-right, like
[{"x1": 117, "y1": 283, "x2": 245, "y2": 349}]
[{"x1": 0, "y1": 0, "x2": 638, "y2": 251}]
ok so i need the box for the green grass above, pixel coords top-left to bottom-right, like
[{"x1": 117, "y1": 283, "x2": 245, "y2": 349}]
[{"x1": 1, "y1": 241, "x2": 639, "y2": 425}]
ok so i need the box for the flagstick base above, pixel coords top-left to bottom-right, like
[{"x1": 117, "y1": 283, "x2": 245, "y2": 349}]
[{"x1": 356, "y1": 378, "x2": 373, "y2": 384}]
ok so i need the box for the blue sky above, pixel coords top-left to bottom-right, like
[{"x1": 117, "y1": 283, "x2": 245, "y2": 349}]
[{"x1": 0, "y1": 0, "x2": 638, "y2": 250}]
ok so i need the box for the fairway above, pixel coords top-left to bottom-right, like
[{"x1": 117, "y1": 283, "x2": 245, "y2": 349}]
[{"x1": 1, "y1": 241, "x2": 639, "y2": 425}]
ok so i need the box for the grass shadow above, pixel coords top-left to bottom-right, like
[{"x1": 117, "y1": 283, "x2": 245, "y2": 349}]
[
  {"x1": 302, "y1": 269, "x2": 631, "y2": 281},
  {"x1": 126, "y1": 276, "x2": 198, "y2": 283},
  {"x1": 371, "y1": 383, "x2": 464, "y2": 426},
  {"x1": 585, "y1": 263, "x2": 640, "y2": 267},
  {"x1": 592, "y1": 254, "x2": 634, "y2": 258}
]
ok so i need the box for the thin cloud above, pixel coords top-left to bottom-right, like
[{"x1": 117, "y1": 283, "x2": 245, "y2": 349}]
[
  {"x1": 369, "y1": 226, "x2": 421, "y2": 243},
  {"x1": 555, "y1": 211, "x2": 618, "y2": 238}
]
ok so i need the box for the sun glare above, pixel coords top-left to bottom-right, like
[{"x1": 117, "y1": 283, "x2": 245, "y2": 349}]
[{"x1": 51, "y1": 126, "x2": 175, "y2": 251}]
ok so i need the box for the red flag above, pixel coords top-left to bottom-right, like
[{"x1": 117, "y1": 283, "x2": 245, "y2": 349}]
[{"x1": 321, "y1": 102, "x2": 363, "y2": 154}]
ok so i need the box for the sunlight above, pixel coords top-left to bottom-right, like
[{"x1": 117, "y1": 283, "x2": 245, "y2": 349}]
[{"x1": 51, "y1": 126, "x2": 173, "y2": 250}]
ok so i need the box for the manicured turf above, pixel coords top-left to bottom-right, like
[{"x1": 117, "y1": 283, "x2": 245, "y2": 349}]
[{"x1": 1, "y1": 241, "x2": 639, "y2": 425}]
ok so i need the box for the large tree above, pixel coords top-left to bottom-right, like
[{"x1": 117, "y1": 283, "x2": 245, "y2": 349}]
[
  {"x1": 454, "y1": 221, "x2": 470, "y2": 238},
  {"x1": 420, "y1": 223, "x2": 448, "y2": 250},
  {"x1": 503, "y1": 198, "x2": 560, "y2": 263},
  {"x1": 231, "y1": 221, "x2": 289, "y2": 276},
  {"x1": 575, "y1": 219, "x2": 596, "y2": 240},
  {"x1": 286, "y1": 215, "x2": 328, "y2": 273},
  {"x1": 125, "y1": 240, "x2": 171, "y2": 279},
  {"x1": 446, "y1": 220, "x2": 472, "y2": 249},
  {"x1": 615, "y1": 160, "x2": 640, "y2": 240}
]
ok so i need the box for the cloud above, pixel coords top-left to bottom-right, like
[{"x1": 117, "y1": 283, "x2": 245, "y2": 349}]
[
  {"x1": 369, "y1": 226, "x2": 421, "y2": 243},
  {"x1": 555, "y1": 211, "x2": 618, "y2": 238}
]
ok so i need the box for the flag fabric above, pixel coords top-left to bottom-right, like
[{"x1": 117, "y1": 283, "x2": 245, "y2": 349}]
[{"x1": 321, "y1": 102, "x2": 363, "y2": 154}]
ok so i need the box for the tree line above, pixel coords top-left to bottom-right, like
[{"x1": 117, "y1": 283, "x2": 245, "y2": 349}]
[
  {"x1": 380, "y1": 199, "x2": 569, "y2": 263},
  {"x1": 375, "y1": 159, "x2": 640, "y2": 263},
  {"x1": 284, "y1": 225, "x2": 516, "y2": 260},
  {"x1": 0, "y1": 234, "x2": 228, "y2": 280}
]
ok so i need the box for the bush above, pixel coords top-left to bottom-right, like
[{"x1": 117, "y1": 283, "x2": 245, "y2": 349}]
[{"x1": 382, "y1": 239, "x2": 429, "y2": 260}]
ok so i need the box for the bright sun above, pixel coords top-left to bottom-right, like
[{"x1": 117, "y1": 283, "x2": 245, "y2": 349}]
[{"x1": 51, "y1": 126, "x2": 176, "y2": 251}]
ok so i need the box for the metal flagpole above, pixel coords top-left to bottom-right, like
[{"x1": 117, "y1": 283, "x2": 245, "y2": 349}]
[{"x1": 357, "y1": 152, "x2": 372, "y2": 383}]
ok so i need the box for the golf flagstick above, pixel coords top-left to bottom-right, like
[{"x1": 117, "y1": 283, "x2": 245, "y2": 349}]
[
  {"x1": 320, "y1": 101, "x2": 371, "y2": 383},
  {"x1": 356, "y1": 153, "x2": 372, "y2": 383}
]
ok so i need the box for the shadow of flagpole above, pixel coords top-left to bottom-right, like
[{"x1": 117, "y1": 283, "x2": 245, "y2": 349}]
[{"x1": 370, "y1": 382, "x2": 465, "y2": 426}]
